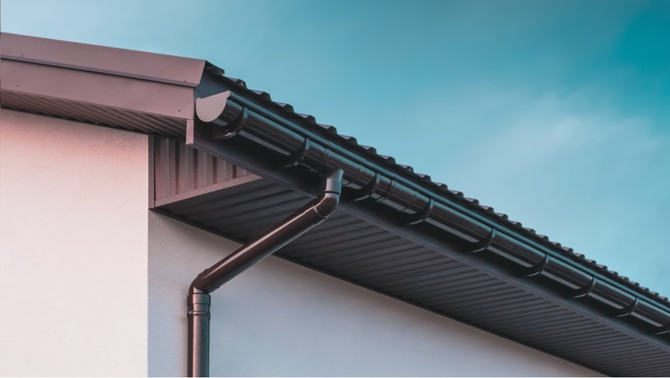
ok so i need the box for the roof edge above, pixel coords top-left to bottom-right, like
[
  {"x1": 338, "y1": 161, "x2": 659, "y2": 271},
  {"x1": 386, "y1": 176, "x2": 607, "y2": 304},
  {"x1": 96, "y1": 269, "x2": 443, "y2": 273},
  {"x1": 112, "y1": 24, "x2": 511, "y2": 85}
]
[{"x1": 0, "y1": 33, "x2": 207, "y2": 87}]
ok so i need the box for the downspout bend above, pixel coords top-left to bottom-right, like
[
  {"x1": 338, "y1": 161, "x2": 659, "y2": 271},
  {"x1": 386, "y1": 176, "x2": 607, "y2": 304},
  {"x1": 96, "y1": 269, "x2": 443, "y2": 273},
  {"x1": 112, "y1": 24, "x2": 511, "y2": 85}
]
[{"x1": 187, "y1": 169, "x2": 343, "y2": 377}]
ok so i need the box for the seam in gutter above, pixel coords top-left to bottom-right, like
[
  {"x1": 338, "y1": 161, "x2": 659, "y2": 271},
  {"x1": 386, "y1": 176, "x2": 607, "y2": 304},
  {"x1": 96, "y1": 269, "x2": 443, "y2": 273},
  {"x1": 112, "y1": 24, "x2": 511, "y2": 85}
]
[{"x1": 186, "y1": 169, "x2": 343, "y2": 376}]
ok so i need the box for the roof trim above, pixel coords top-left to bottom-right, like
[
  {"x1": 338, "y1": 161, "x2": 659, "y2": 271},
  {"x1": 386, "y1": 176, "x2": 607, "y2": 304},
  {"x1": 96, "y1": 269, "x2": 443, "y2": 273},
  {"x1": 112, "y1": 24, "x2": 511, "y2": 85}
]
[
  {"x1": 1, "y1": 33, "x2": 203, "y2": 137},
  {"x1": 1, "y1": 33, "x2": 207, "y2": 87}
]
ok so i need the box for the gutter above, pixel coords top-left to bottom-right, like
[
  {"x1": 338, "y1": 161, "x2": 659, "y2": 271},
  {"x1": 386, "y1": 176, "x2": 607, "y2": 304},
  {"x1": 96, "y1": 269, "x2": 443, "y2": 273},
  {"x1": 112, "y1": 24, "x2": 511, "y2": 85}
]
[
  {"x1": 191, "y1": 87, "x2": 670, "y2": 337},
  {"x1": 187, "y1": 169, "x2": 343, "y2": 377}
]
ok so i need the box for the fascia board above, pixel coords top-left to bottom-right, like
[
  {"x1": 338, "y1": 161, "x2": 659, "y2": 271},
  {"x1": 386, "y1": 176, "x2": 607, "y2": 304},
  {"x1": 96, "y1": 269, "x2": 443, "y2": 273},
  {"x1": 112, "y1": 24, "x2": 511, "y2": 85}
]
[
  {"x1": 0, "y1": 33, "x2": 206, "y2": 87},
  {"x1": 1, "y1": 59, "x2": 194, "y2": 121}
]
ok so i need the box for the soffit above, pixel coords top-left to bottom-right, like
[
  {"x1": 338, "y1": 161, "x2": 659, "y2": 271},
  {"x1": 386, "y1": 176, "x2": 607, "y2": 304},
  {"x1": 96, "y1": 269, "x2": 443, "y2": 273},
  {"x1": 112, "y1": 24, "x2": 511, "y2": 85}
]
[{"x1": 151, "y1": 137, "x2": 670, "y2": 376}]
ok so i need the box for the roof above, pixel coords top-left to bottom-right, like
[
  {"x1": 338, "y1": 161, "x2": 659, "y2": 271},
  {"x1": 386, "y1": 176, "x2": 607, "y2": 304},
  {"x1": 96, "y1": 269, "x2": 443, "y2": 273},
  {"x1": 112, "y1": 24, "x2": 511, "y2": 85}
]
[{"x1": 2, "y1": 33, "x2": 669, "y2": 376}]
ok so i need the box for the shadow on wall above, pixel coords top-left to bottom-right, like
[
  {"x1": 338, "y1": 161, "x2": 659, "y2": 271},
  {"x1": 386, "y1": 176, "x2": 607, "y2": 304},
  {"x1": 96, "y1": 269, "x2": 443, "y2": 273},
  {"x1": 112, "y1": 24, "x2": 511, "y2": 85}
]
[{"x1": 147, "y1": 212, "x2": 601, "y2": 377}]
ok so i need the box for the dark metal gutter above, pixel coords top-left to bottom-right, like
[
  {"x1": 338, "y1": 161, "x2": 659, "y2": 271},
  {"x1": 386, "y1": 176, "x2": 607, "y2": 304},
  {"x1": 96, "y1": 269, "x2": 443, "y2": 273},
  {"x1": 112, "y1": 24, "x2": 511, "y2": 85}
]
[
  {"x1": 190, "y1": 84, "x2": 670, "y2": 342},
  {"x1": 186, "y1": 169, "x2": 343, "y2": 376}
]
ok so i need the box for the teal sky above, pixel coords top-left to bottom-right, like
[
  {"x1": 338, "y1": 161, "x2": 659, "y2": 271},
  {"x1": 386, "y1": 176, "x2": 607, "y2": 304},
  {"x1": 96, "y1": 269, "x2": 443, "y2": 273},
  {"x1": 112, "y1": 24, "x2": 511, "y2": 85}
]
[{"x1": 2, "y1": 0, "x2": 669, "y2": 296}]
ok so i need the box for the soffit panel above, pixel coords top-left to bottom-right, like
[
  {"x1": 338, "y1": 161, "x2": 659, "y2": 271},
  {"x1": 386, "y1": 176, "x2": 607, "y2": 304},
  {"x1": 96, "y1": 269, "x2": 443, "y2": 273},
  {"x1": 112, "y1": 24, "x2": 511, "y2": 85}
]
[{"x1": 151, "y1": 138, "x2": 670, "y2": 376}]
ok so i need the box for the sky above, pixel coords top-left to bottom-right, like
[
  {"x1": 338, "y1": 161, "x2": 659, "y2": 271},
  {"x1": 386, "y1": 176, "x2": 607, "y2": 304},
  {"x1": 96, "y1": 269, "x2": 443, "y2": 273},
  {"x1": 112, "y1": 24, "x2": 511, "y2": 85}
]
[{"x1": 2, "y1": 0, "x2": 669, "y2": 296}]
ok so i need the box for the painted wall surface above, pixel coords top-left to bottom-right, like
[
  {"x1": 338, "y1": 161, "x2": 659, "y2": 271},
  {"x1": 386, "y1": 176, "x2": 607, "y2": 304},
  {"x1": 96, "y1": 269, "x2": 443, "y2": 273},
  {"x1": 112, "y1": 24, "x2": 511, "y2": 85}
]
[
  {"x1": 0, "y1": 110, "x2": 148, "y2": 376},
  {"x1": 148, "y1": 212, "x2": 600, "y2": 377}
]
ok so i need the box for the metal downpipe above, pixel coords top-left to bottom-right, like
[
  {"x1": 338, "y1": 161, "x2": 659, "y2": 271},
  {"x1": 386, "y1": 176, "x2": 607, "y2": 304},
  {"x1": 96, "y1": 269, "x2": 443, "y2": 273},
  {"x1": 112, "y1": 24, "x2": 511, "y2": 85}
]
[{"x1": 187, "y1": 169, "x2": 343, "y2": 377}]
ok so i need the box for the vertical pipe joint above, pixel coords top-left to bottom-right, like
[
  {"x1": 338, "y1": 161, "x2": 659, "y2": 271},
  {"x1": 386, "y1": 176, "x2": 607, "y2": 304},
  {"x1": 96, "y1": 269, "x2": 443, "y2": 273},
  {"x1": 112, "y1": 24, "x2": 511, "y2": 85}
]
[
  {"x1": 187, "y1": 288, "x2": 211, "y2": 316},
  {"x1": 314, "y1": 169, "x2": 342, "y2": 218},
  {"x1": 188, "y1": 289, "x2": 211, "y2": 377}
]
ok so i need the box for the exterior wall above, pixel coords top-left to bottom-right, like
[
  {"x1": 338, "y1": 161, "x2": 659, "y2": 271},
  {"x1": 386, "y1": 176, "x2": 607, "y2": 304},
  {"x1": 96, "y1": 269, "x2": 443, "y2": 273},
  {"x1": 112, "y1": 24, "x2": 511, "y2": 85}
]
[
  {"x1": 148, "y1": 212, "x2": 601, "y2": 377},
  {"x1": 0, "y1": 110, "x2": 149, "y2": 376}
]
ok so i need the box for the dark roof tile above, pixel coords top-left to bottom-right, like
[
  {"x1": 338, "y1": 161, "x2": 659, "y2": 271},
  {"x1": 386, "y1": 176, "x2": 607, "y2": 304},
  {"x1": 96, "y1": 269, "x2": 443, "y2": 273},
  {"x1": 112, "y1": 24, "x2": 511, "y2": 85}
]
[
  {"x1": 274, "y1": 102, "x2": 294, "y2": 112},
  {"x1": 464, "y1": 197, "x2": 479, "y2": 205},
  {"x1": 250, "y1": 90, "x2": 272, "y2": 101},
  {"x1": 227, "y1": 77, "x2": 246, "y2": 88},
  {"x1": 296, "y1": 113, "x2": 317, "y2": 124},
  {"x1": 495, "y1": 212, "x2": 508, "y2": 220},
  {"x1": 316, "y1": 123, "x2": 338, "y2": 134},
  {"x1": 416, "y1": 173, "x2": 432, "y2": 181},
  {"x1": 378, "y1": 155, "x2": 396, "y2": 164}
]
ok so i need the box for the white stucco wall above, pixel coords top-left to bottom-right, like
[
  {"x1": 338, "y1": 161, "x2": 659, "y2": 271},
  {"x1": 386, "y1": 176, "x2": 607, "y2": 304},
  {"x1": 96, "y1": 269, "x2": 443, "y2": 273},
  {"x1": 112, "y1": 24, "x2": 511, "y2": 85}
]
[
  {"x1": 0, "y1": 109, "x2": 149, "y2": 376},
  {"x1": 148, "y1": 212, "x2": 600, "y2": 377}
]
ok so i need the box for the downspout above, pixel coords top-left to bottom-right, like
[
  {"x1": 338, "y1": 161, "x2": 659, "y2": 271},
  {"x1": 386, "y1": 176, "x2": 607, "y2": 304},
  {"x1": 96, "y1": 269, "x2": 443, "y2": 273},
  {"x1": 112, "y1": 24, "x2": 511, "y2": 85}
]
[{"x1": 186, "y1": 168, "x2": 343, "y2": 377}]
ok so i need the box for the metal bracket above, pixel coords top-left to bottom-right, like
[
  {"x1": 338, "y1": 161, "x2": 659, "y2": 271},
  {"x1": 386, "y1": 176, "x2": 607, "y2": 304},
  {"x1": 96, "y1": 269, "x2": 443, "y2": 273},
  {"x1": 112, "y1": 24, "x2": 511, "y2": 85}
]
[
  {"x1": 346, "y1": 172, "x2": 380, "y2": 201},
  {"x1": 614, "y1": 297, "x2": 638, "y2": 318},
  {"x1": 655, "y1": 322, "x2": 670, "y2": 335},
  {"x1": 211, "y1": 107, "x2": 249, "y2": 140},
  {"x1": 521, "y1": 254, "x2": 550, "y2": 278},
  {"x1": 372, "y1": 178, "x2": 396, "y2": 203},
  {"x1": 573, "y1": 276, "x2": 596, "y2": 298},
  {"x1": 468, "y1": 228, "x2": 496, "y2": 254},
  {"x1": 402, "y1": 198, "x2": 434, "y2": 226},
  {"x1": 280, "y1": 138, "x2": 312, "y2": 169}
]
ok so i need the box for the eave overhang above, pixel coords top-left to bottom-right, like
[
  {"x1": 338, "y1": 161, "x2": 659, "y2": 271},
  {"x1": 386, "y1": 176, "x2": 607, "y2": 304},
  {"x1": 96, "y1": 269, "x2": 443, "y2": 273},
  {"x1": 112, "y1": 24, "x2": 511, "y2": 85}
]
[
  {"x1": 0, "y1": 32, "x2": 204, "y2": 137},
  {"x1": 3, "y1": 33, "x2": 669, "y2": 376}
]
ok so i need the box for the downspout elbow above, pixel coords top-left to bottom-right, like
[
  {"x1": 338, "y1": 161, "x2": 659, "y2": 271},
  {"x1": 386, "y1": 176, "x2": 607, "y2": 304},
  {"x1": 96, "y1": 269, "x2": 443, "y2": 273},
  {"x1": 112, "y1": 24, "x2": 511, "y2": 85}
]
[
  {"x1": 186, "y1": 168, "x2": 343, "y2": 377},
  {"x1": 314, "y1": 169, "x2": 343, "y2": 218}
]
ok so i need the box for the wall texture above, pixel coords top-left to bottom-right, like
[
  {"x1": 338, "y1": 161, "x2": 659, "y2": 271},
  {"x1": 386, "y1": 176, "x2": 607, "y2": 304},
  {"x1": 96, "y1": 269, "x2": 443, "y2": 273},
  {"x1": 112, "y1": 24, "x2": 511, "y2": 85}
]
[
  {"x1": 148, "y1": 212, "x2": 600, "y2": 377},
  {"x1": 0, "y1": 110, "x2": 149, "y2": 376}
]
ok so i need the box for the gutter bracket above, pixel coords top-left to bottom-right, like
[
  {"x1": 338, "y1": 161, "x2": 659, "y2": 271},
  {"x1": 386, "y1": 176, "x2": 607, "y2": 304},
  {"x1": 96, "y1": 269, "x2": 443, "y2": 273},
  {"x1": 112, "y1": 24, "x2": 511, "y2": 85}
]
[
  {"x1": 468, "y1": 228, "x2": 496, "y2": 254},
  {"x1": 573, "y1": 277, "x2": 596, "y2": 299},
  {"x1": 614, "y1": 297, "x2": 638, "y2": 318},
  {"x1": 521, "y1": 254, "x2": 550, "y2": 278},
  {"x1": 402, "y1": 198, "x2": 434, "y2": 226}
]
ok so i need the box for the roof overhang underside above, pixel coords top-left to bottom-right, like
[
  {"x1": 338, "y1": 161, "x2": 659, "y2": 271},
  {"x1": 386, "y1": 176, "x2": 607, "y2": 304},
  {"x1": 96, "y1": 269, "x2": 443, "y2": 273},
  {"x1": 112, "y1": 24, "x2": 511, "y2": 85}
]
[
  {"x1": 2, "y1": 33, "x2": 669, "y2": 376},
  {"x1": 151, "y1": 138, "x2": 670, "y2": 377}
]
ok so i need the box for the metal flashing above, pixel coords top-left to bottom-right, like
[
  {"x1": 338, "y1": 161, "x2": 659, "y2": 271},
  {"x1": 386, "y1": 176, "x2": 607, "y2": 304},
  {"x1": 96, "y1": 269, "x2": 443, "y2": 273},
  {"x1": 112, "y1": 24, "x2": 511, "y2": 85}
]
[
  {"x1": 0, "y1": 33, "x2": 200, "y2": 136},
  {"x1": 1, "y1": 33, "x2": 206, "y2": 86}
]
